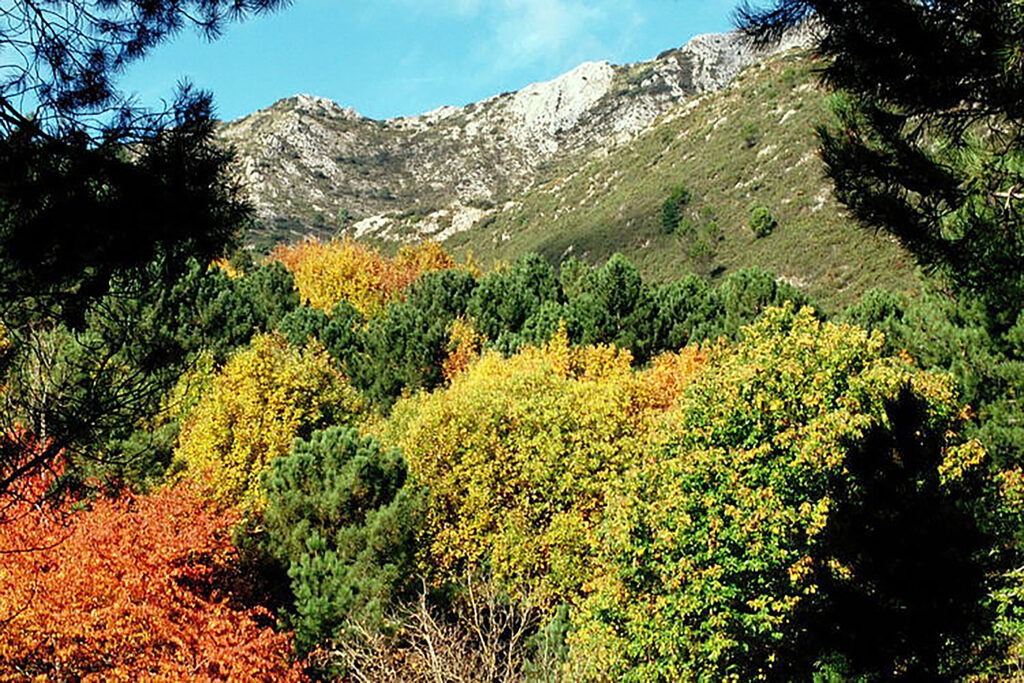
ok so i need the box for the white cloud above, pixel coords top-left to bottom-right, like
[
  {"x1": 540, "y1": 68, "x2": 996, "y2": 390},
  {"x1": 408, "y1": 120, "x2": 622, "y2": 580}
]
[
  {"x1": 495, "y1": 0, "x2": 596, "y2": 64},
  {"x1": 387, "y1": 0, "x2": 646, "y2": 73}
]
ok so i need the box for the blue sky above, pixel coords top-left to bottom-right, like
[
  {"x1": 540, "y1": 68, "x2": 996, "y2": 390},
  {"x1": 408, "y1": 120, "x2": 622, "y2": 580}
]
[{"x1": 120, "y1": 0, "x2": 739, "y2": 122}]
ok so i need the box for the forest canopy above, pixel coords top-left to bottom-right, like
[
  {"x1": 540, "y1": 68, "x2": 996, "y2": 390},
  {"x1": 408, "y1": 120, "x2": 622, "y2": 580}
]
[{"x1": 1, "y1": 0, "x2": 1024, "y2": 680}]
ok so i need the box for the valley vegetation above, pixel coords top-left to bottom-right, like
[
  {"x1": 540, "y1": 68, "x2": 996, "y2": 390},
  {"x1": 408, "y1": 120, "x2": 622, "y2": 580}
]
[{"x1": 1, "y1": 1, "x2": 1024, "y2": 681}]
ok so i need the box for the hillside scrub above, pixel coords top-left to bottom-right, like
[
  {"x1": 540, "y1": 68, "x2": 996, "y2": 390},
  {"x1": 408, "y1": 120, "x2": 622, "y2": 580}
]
[
  {"x1": 273, "y1": 249, "x2": 808, "y2": 414},
  {"x1": 446, "y1": 53, "x2": 919, "y2": 311},
  {"x1": 373, "y1": 304, "x2": 998, "y2": 679},
  {"x1": 0, "y1": 239, "x2": 1015, "y2": 679}
]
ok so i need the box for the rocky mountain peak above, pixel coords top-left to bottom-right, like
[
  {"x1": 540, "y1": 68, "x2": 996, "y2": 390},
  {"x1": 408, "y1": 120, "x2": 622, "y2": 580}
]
[
  {"x1": 220, "y1": 28, "x2": 813, "y2": 247},
  {"x1": 508, "y1": 61, "x2": 615, "y2": 153}
]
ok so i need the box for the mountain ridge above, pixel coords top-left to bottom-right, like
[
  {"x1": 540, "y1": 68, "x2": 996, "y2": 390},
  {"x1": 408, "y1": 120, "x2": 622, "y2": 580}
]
[{"x1": 219, "y1": 27, "x2": 815, "y2": 247}]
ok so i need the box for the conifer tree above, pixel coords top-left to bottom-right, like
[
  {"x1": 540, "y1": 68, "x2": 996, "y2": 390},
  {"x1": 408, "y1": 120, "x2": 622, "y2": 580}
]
[
  {"x1": 737, "y1": 0, "x2": 1024, "y2": 327},
  {"x1": 0, "y1": 0, "x2": 291, "y2": 500}
]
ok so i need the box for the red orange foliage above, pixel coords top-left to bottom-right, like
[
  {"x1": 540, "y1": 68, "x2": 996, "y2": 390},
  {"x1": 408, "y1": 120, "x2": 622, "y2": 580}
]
[
  {"x1": 0, "y1": 477, "x2": 303, "y2": 681},
  {"x1": 633, "y1": 346, "x2": 707, "y2": 413},
  {"x1": 441, "y1": 317, "x2": 484, "y2": 383}
]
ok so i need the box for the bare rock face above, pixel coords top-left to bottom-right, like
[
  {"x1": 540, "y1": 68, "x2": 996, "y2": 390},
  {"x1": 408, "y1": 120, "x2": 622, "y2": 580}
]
[
  {"x1": 220, "y1": 29, "x2": 811, "y2": 245},
  {"x1": 509, "y1": 61, "x2": 616, "y2": 154}
]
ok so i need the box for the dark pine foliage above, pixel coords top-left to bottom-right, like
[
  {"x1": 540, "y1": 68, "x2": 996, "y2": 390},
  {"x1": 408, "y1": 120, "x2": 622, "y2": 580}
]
[
  {"x1": 0, "y1": 0, "x2": 291, "y2": 501},
  {"x1": 736, "y1": 0, "x2": 1024, "y2": 327}
]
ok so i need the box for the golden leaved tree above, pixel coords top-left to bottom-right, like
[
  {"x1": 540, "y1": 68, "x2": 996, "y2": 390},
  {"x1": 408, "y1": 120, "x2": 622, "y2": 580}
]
[
  {"x1": 388, "y1": 327, "x2": 705, "y2": 606},
  {"x1": 175, "y1": 333, "x2": 362, "y2": 510}
]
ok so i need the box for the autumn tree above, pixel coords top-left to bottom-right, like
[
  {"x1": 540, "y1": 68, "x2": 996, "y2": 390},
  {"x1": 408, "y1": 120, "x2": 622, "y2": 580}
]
[
  {"x1": 0, "y1": 473, "x2": 303, "y2": 679},
  {"x1": 273, "y1": 239, "x2": 456, "y2": 316},
  {"x1": 568, "y1": 306, "x2": 994, "y2": 680},
  {"x1": 175, "y1": 333, "x2": 362, "y2": 510},
  {"x1": 389, "y1": 328, "x2": 705, "y2": 606}
]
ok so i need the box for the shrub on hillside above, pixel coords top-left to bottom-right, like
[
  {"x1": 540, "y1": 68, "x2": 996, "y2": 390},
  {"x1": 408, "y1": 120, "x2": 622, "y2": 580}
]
[
  {"x1": 751, "y1": 205, "x2": 777, "y2": 237},
  {"x1": 661, "y1": 184, "x2": 692, "y2": 234}
]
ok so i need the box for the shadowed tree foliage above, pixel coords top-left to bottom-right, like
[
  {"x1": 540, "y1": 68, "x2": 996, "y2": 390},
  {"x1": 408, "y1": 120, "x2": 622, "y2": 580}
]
[
  {"x1": 0, "y1": 108, "x2": 252, "y2": 501},
  {"x1": 0, "y1": 0, "x2": 290, "y2": 141},
  {"x1": 0, "y1": 0, "x2": 291, "y2": 501},
  {"x1": 261, "y1": 426, "x2": 424, "y2": 653},
  {"x1": 809, "y1": 388, "x2": 992, "y2": 679}
]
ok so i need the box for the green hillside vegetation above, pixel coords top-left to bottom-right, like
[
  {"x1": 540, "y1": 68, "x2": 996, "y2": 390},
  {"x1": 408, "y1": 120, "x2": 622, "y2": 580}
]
[{"x1": 446, "y1": 51, "x2": 919, "y2": 311}]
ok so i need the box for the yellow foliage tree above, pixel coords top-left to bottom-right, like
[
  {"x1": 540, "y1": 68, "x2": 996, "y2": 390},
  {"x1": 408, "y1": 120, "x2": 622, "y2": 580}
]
[
  {"x1": 567, "y1": 306, "x2": 992, "y2": 681},
  {"x1": 388, "y1": 328, "x2": 705, "y2": 606},
  {"x1": 175, "y1": 333, "x2": 362, "y2": 510},
  {"x1": 272, "y1": 238, "x2": 456, "y2": 316},
  {"x1": 441, "y1": 317, "x2": 484, "y2": 383}
]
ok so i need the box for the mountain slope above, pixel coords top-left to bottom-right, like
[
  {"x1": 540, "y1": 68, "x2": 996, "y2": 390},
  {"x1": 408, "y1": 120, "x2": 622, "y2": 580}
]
[
  {"x1": 221, "y1": 28, "x2": 919, "y2": 310},
  {"x1": 220, "y1": 30, "x2": 811, "y2": 246},
  {"x1": 444, "y1": 51, "x2": 919, "y2": 310}
]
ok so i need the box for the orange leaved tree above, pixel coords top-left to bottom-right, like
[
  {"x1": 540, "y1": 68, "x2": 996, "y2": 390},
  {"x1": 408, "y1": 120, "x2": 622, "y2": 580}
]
[{"x1": 0, "y1": 476, "x2": 303, "y2": 680}]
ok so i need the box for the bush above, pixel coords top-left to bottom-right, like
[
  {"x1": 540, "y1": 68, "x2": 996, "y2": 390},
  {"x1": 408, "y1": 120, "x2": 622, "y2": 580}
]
[
  {"x1": 0, "y1": 476, "x2": 302, "y2": 679},
  {"x1": 261, "y1": 426, "x2": 424, "y2": 653},
  {"x1": 567, "y1": 305, "x2": 994, "y2": 681},
  {"x1": 389, "y1": 329, "x2": 705, "y2": 606},
  {"x1": 741, "y1": 121, "x2": 761, "y2": 148},
  {"x1": 327, "y1": 573, "x2": 544, "y2": 681},
  {"x1": 661, "y1": 184, "x2": 693, "y2": 234},
  {"x1": 751, "y1": 206, "x2": 777, "y2": 237}
]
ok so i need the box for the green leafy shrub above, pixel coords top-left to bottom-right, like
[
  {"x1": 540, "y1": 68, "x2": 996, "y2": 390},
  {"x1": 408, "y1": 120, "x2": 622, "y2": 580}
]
[
  {"x1": 751, "y1": 205, "x2": 777, "y2": 237},
  {"x1": 741, "y1": 121, "x2": 761, "y2": 148},
  {"x1": 261, "y1": 426, "x2": 424, "y2": 653}
]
